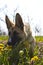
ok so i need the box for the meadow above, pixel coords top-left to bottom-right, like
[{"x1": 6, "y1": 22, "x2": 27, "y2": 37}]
[
  {"x1": 0, "y1": 36, "x2": 43, "y2": 43},
  {"x1": 35, "y1": 36, "x2": 43, "y2": 42},
  {"x1": 0, "y1": 35, "x2": 43, "y2": 65},
  {"x1": 0, "y1": 36, "x2": 8, "y2": 41}
]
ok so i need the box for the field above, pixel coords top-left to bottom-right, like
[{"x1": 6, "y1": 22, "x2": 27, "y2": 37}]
[
  {"x1": 35, "y1": 36, "x2": 43, "y2": 42},
  {"x1": 0, "y1": 35, "x2": 43, "y2": 65},
  {"x1": 0, "y1": 36, "x2": 43, "y2": 43},
  {"x1": 0, "y1": 35, "x2": 8, "y2": 41}
]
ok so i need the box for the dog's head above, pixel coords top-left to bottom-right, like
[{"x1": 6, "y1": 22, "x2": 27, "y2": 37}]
[{"x1": 5, "y1": 13, "x2": 26, "y2": 46}]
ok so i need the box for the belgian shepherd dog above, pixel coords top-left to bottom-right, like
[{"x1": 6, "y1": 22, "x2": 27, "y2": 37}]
[
  {"x1": 5, "y1": 13, "x2": 35, "y2": 64},
  {"x1": 5, "y1": 13, "x2": 35, "y2": 46}
]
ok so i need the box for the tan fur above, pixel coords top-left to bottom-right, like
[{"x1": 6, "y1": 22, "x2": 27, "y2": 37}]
[
  {"x1": 5, "y1": 13, "x2": 35, "y2": 46},
  {"x1": 5, "y1": 15, "x2": 15, "y2": 30}
]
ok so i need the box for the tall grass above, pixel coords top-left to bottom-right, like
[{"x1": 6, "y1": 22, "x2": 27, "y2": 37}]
[{"x1": 0, "y1": 36, "x2": 43, "y2": 65}]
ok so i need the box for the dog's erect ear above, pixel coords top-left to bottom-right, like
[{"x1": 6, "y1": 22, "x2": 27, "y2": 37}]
[
  {"x1": 15, "y1": 13, "x2": 24, "y2": 31},
  {"x1": 5, "y1": 15, "x2": 15, "y2": 30}
]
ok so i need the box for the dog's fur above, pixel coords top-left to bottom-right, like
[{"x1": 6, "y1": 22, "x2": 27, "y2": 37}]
[{"x1": 5, "y1": 13, "x2": 35, "y2": 46}]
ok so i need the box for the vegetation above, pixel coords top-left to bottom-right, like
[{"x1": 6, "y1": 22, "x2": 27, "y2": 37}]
[
  {"x1": 0, "y1": 35, "x2": 43, "y2": 42},
  {"x1": 0, "y1": 35, "x2": 8, "y2": 41},
  {"x1": 0, "y1": 36, "x2": 43, "y2": 65},
  {"x1": 35, "y1": 36, "x2": 43, "y2": 42}
]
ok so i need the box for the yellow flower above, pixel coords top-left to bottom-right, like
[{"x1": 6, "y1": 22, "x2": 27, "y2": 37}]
[
  {"x1": 31, "y1": 56, "x2": 38, "y2": 61},
  {"x1": 34, "y1": 56, "x2": 38, "y2": 60},
  {"x1": 31, "y1": 57, "x2": 35, "y2": 61},
  {"x1": 0, "y1": 44, "x2": 4, "y2": 52},
  {"x1": 0, "y1": 44, "x2": 4, "y2": 49}
]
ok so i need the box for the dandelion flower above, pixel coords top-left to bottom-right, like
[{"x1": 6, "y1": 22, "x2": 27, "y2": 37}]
[
  {"x1": 0, "y1": 44, "x2": 4, "y2": 52},
  {"x1": 31, "y1": 56, "x2": 38, "y2": 61},
  {"x1": 0, "y1": 44, "x2": 4, "y2": 49}
]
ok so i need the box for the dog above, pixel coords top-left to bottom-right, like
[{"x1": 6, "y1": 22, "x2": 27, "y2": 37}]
[{"x1": 5, "y1": 13, "x2": 35, "y2": 47}]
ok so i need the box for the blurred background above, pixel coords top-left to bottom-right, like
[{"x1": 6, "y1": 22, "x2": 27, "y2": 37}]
[{"x1": 0, "y1": 0, "x2": 43, "y2": 36}]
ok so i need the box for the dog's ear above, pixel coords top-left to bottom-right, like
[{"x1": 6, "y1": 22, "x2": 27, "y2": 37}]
[
  {"x1": 15, "y1": 13, "x2": 24, "y2": 31},
  {"x1": 5, "y1": 15, "x2": 15, "y2": 30}
]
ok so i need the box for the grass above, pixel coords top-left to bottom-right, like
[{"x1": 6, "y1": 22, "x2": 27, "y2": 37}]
[
  {"x1": 35, "y1": 36, "x2": 43, "y2": 42},
  {"x1": 0, "y1": 35, "x2": 43, "y2": 42},
  {"x1": 0, "y1": 35, "x2": 8, "y2": 40},
  {"x1": 0, "y1": 35, "x2": 43, "y2": 65}
]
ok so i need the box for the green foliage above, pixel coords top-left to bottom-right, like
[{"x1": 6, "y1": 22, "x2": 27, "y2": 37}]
[
  {"x1": 0, "y1": 36, "x2": 43, "y2": 65},
  {"x1": 0, "y1": 35, "x2": 43, "y2": 42},
  {"x1": 0, "y1": 35, "x2": 8, "y2": 41},
  {"x1": 18, "y1": 48, "x2": 30, "y2": 65},
  {"x1": 35, "y1": 36, "x2": 43, "y2": 42}
]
